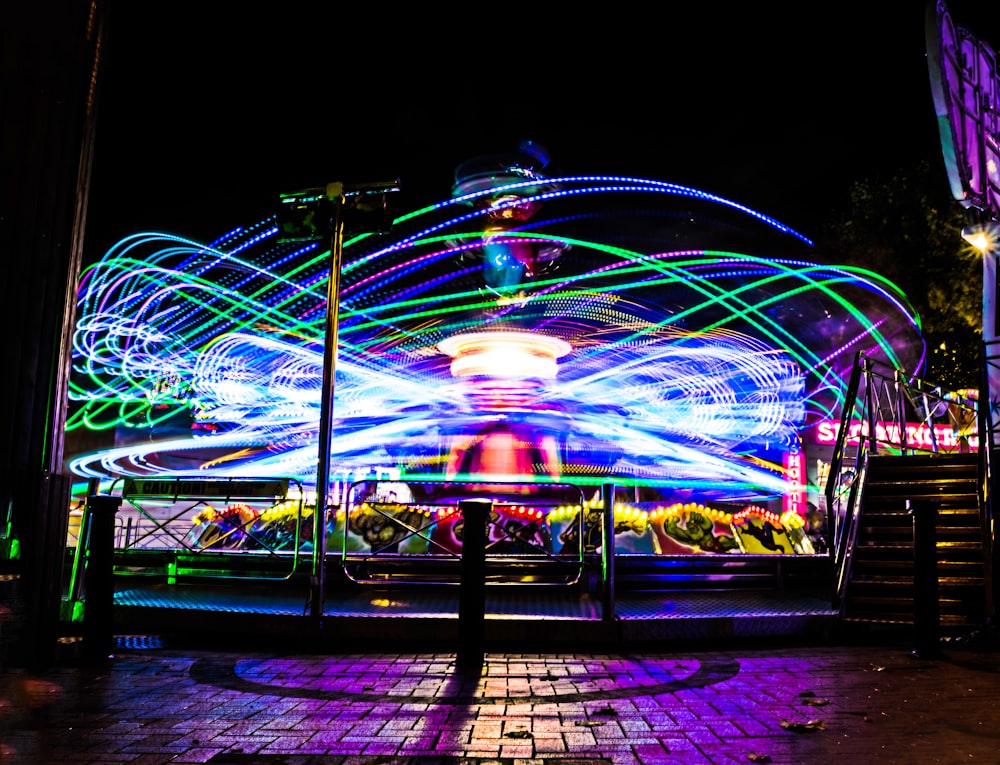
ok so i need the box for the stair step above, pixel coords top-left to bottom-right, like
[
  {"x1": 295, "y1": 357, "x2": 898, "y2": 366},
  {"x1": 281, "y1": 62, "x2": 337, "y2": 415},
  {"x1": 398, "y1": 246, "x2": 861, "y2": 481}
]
[
  {"x1": 841, "y1": 612, "x2": 975, "y2": 627},
  {"x1": 858, "y1": 507, "x2": 980, "y2": 517},
  {"x1": 851, "y1": 542, "x2": 985, "y2": 555},
  {"x1": 842, "y1": 595, "x2": 976, "y2": 606},
  {"x1": 855, "y1": 534, "x2": 984, "y2": 545},
  {"x1": 846, "y1": 577, "x2": 985, "y2": 589},
  {"x1": 848, "y1": 567, "x2": 984, "y2": 579},
  {"x1": 865, "y1": 454, "x2": 978, "y2": 470},
  {"x1": 857, "y1": 508, "x2": 980, "y2": 521},
  {"x1": 853, "y1": 535, "x2": 984, "y2": 544},
  {"x1": 863, "y1": 488, "x2": 978, "y2": 501},
  {"x1": 847, "y1": 562, "x2": 984, "y2": 575}
]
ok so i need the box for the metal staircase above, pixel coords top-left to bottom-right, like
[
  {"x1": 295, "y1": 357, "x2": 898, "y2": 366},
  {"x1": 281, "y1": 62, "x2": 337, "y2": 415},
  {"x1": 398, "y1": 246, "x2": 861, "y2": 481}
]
[
  {"x1": 840, "y1": 453, "x2": 989, "y2": 627},
  {"x1": 828, "y1": 352, "x2": 994, "y2": 634}
]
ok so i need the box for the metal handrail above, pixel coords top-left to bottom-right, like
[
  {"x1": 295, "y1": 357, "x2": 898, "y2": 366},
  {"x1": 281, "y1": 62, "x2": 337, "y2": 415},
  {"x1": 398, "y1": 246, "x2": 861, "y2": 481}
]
[{"x1": 827, "y1": 351, "x2": 984, "y2": 611}]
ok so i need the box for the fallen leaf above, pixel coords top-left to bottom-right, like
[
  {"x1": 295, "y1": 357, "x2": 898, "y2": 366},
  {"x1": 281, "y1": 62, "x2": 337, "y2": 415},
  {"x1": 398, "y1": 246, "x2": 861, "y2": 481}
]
[
  {"x1": 748, "y1": 753, "x2": 772, "y2": 763},
  {"x1": 575, "y1": 720, "x2": 604, "y2": 727},
  {"x1": 780, "y1": 719, "x2": 826, "y2": 733},
  {"x1": 16, "y1": 679, "x2": 64, "y2": 710},
  {"x1": 801, "y1": 698, "x2": 830, "y2": 706},
  {"x1": 505, "y1": 730, "x2": 533, "y2": 739}
]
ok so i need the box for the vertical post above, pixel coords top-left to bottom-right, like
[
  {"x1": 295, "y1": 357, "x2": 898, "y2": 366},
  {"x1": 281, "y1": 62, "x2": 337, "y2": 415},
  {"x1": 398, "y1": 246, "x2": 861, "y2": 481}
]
[
  {"x1": 457, "y1": 498, "x2": 490, "y2": 671},
  {"x1": 601, "y1": 483, "x2": 616, "y2": 622},
  {"x1": 309, "y1": 184, "x2": 346, "y2": 627},
  {"x1": 980, "y1": 217, "x2": 1000, "y2": 452},
  {"x1": 864, "y1": 356, "x2": 879, "y2": 458},
  {"x1": 894, "y1": 368, "x2": 908, "y2": 455},
  {"x1": 67, "y1": 477, "x2": 101, "y2": 603},
  {"x1": 909, "y1": 499, "x2": 942, "y2": 659},
  {"x1": 981, "y1": 241, "x2": 1000, "y2": 624},
  {"x1": 82, "y1": 493, "x2": 121, "y2": 662}
]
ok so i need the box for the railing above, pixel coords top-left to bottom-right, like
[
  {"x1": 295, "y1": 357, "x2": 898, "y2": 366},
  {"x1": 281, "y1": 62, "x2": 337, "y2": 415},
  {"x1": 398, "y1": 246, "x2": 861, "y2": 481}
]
[
  {"x1": 826, "y1": 351, "x2": 982, "y2": 607},
  {"x1": 339, "y1": 479, "x2": 589, "y2": 586},
  {"x1": 104, "y1": 476, "x2": 306, "y2": 581}
]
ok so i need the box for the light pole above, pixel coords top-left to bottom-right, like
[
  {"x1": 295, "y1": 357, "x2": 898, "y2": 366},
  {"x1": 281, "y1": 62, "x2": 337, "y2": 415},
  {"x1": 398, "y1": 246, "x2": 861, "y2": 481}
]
[
  {"x1": 277, "y1": 179, "x2": 400, "y2": 628},
  {"x1": 962, "y1": 215, "x2": 1000, "y2": 447},
  {"x1": 964, "y1": 214, "x2": 1000, "y2": 621}
]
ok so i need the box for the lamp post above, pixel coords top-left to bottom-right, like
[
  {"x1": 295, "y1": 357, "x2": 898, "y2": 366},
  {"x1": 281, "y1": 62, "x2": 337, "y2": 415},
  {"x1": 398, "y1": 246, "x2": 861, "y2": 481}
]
[
  {"x1": 963, "y1": 215, "x2": 1000, "y2": 448},
  {"x1": 277, "y1": 179, "x2": 400, "y2": 628},
  {"x1": 964, "y1": 214, "x2": 1000, "y2": 622}
]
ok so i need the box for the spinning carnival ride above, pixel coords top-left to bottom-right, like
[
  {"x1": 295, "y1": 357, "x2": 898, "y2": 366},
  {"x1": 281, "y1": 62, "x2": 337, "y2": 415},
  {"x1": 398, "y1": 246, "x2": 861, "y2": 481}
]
[{"x1": 65, "y1": 147, "x2": 924, "y2": 532}]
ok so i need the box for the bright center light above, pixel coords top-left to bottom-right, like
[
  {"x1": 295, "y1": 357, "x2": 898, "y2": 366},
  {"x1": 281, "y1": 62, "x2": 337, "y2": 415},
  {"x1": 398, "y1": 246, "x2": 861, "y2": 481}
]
[{"x1": 438, "y1": 331, "x2": 571, "y2": 380}]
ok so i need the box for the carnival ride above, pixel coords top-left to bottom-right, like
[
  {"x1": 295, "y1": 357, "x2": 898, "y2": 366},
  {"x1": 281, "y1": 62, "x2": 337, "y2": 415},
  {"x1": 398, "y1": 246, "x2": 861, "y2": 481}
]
[{"x1": 64, "y1": 145, "x2": 925, "y2": 563}]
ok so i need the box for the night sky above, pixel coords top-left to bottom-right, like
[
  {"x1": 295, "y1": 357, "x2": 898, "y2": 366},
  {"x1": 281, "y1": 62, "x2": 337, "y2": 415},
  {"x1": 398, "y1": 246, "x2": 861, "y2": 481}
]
[{"x1": 84, "y1": 0, "x2": 1000, "y2": 259}]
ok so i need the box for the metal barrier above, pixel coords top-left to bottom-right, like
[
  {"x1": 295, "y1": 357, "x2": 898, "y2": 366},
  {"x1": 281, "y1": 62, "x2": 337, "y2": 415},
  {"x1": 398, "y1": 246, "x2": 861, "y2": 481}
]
[
  {"x1": 78, "y1": 476, "x2": 620, "y2": 592},
  {"x1": 339, "y1": 479, "x2": 589, "y2": 586},
  {"x1": 103, "y1": 476, "x2": 305, "y2": 581}
]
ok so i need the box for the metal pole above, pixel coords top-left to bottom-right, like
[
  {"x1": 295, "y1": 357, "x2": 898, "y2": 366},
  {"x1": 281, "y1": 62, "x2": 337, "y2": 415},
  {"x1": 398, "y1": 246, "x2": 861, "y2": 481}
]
[
  {"x1": 601, "y1": 482, "x2": 616, "y2": 622},
  {"x1": 894, "y1": 368, "x2": 907, "y2": 455},
  {"x1": 309, "y1": 184, "x2": 346, "y2": 626},
  {"x1": 82, "y1": 493, "x2": 121, "y2": 662},
  {"x1": 910, "y1": 499, "x2": 942, "y2": 659},
  {"x1": 457, "y1": 498, "x2": 490, "y2": 671}
]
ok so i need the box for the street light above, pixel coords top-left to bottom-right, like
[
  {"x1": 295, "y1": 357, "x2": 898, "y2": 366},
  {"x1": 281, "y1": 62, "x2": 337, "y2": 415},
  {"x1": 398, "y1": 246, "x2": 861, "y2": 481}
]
[
  {"x1": 962, "y1": 223, "x2": 998, "y2": 254},
  {"x1": 278, "y1": 179, "x2": 401, "y2": 626}
]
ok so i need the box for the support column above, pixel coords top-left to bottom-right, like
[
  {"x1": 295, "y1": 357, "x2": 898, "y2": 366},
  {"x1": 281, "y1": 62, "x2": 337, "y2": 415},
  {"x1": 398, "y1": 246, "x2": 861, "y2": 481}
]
[
  {"x1": 457, "y1": 498, "x2": 490, "y2": 671},
  {"x1": 82, "y1": 494, "x2": 121, "y2": 662},
  {"x1": 910, "y1": 499, "x2": 942, "y2": 659},
  {"x1": 601, "y1": 483, "x2": 616, "y2": 622}
]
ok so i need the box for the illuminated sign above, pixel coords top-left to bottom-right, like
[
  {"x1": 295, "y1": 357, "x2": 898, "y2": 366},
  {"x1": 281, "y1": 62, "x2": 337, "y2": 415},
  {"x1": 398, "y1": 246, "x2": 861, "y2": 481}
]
[
  {"x1": 783, "y1": 449, "x2": 805, "y2": 517},
  {"x1": 122, "y1": 478, "x2": 289, "y2": 499},
  {"x1": 811, "y1": 420, "x2": 978, "y2": 451},
  {"x1": 927, "y1": 0, "x2": 1000, "y2": 218}
]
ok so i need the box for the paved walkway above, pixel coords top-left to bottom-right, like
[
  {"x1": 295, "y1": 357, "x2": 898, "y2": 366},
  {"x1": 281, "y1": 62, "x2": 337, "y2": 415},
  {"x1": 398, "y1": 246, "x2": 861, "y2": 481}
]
[{"x1": 2, "y1": 631, "x2": 999, "y2": 765}]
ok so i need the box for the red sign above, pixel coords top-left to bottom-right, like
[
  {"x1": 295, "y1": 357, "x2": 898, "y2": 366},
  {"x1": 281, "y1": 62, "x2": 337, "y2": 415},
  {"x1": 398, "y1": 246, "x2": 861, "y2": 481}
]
[
  {"x1": 783, "y1": 450, "x2": 805, "y2": 517},
  {"x1": 810, "y1": 419, "x2": 978, "y2": 451}
]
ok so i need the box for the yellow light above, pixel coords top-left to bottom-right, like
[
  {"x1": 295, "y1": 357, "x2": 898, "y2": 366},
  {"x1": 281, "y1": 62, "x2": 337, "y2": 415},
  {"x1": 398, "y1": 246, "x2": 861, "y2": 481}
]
[{"x1": 962, "y1": 223, "x2": 998, "y2": 254}]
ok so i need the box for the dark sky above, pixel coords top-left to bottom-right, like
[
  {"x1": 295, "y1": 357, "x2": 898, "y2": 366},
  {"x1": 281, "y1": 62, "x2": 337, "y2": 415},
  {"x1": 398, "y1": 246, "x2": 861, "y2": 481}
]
[{"x1": 84, "y1": 0, "x2": 1000, "y2": 258}]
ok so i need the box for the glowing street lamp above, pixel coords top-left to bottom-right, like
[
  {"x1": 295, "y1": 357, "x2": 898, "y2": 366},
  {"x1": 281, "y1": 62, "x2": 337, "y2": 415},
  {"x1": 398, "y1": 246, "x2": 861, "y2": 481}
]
[{"x1": 962, "y1": 222, "x2": 998, "y2": 255}]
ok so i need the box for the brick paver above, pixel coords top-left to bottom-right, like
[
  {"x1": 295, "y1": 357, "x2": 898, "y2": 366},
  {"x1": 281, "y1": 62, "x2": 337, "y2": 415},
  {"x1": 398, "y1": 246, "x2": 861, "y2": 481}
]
[{"x1": 2, "y1": 633, "x2": 999, "y2": 764}]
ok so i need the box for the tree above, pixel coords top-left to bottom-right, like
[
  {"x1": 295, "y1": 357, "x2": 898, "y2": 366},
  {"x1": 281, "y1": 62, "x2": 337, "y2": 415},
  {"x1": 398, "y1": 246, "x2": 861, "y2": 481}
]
[{"x1": 817, "y1": 160, "x2": 981, "y2": 392}]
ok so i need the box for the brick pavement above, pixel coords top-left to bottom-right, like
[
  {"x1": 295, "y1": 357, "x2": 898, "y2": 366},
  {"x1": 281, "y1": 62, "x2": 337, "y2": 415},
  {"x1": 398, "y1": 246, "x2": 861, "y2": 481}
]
[{"x1": 1, "y1": 631, "x2": 999, "y2": 765}]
